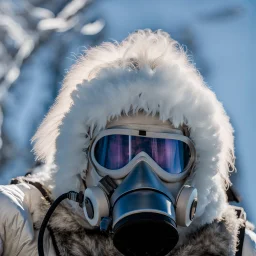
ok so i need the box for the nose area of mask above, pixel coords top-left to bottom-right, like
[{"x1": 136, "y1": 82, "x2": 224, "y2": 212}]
[{"x1": 111, "y1": 162, "x2": 179, "y2": 256}]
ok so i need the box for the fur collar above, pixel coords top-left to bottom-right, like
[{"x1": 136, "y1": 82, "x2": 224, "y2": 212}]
[
  {"x1": 13, "y1": 175, "x2": 242, "y2": 256},
  {"x1": 34, "y1": 197, "x2": 241, "y2": 256}
]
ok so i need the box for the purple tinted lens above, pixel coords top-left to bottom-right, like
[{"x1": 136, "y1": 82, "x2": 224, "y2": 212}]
[
  {"x1": 94, "y1": 135, "x2": 130, "y2": 170},
  {"x1": 94, "y1": 135, "x2": 190, "y2": 173}
]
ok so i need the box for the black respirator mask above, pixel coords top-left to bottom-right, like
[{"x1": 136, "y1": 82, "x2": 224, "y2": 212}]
[{"x1": 38, "y1": 126, "x2": 197, "y2": 256}]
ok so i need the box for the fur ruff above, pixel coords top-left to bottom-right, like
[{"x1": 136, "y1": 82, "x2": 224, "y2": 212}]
[
  {"x1": 32, "y1": 30, "x2": 235, "y2": 227},
  {"x1": 34, "y1": 195, "x2": 241, "y2": 256}
]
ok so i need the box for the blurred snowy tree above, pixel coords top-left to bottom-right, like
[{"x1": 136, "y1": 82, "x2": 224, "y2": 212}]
[{"x1": 0, "y1": 0, "x2": 105, "y2": 182}]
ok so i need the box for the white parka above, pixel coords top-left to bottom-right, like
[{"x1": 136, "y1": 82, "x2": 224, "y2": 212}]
[{"x1": 0, "y1": 30, "x2": 255, "y2": 255}]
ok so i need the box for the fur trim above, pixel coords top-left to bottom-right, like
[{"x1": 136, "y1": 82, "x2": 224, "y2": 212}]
[
  {"x1": 34, "y1": 196, "x2": 241, "y2": 256},
  {"x1": 172, "y1": 222, "x2": 232, "y2": 256},
  {"x1": 34, "y1": 198, "x2": 120, "y2": 256},
  {"x1": 221, "y1": 206, "x2": 245, "y2": 255},
  {"x1": 32, "y1": 30, "x2": 235, "y2": 225}
]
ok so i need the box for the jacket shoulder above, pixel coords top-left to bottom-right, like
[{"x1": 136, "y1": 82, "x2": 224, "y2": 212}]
[
  {"x1": 243, "y1": 229, "x2": 256, "y2": 256},
  {"x1": 0, "y1": 182, "x2": 42, "y2": 219},
  {"x1": 0, "y1": 183, "x2": 42, "y2": 255}
]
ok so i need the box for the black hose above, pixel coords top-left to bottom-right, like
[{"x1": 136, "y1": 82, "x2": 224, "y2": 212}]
[{"x1": 38, "y1": 191, "x2": 80, "y2": 256}]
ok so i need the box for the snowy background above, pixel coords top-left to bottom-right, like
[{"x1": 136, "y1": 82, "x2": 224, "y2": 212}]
[{"x1": 0, "y1": 0, "x2": 255, "y2": 223}]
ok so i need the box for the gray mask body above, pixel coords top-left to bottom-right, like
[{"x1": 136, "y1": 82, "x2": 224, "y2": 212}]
[{"x1": 110, "y1": 161, "x2": 179, "y2": 256}]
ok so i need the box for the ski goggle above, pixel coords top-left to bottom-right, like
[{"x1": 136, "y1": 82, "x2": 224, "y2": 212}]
[{"x1": 89, "y1": 127, "x2": 196, "y2": 182}]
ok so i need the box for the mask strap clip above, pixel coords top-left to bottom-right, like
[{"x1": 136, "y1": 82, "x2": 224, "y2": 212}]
[{"x1": 98, "y1": 176, "x2": 118, "y2": 197}]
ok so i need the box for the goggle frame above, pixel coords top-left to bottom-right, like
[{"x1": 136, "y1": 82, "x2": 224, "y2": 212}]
[{"x1": 89, "y1": 125, "x2": 196, "y2": 182}]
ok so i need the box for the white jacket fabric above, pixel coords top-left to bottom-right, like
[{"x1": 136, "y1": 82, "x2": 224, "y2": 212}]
[
  {"x1": 0, "y1": 183, "x2": 56, "y2": 256},
  {"x1": 0, "y1": 30, "x2": 255, "y2": 255}
]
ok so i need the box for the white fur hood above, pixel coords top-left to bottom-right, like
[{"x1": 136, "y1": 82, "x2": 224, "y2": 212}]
[{"x1": 32, "y1": 30, "x2": 235, "y2": 226}]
